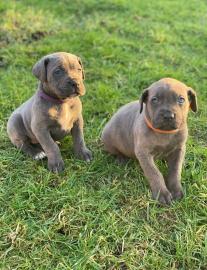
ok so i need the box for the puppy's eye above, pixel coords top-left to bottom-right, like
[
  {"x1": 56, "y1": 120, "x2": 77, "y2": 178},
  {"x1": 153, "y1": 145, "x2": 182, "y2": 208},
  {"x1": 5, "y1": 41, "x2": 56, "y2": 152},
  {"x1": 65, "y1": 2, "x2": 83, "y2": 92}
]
[
  {"x1": 178, "y1": 96, "x2": 185, "y2": 104},
  {"x1": 151, "y1": 96, "x2": 159, "y2": 104},
  {"x1": 77, "y1": 68, "x2": 82, "y2": 71},
  {"x1": 54, "y1": 68, "x2": 64, "y2": 75}
]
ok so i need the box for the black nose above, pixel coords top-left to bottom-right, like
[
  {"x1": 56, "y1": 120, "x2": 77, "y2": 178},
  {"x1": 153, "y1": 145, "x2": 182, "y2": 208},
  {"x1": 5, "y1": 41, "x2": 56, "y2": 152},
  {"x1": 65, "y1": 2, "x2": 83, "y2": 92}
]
[
  {"x1": 163, "y1": 111, "x2": 175, "y2": 120},
  {"x1": 67, "y1": 79, "x2": 77, "y2": 89}
]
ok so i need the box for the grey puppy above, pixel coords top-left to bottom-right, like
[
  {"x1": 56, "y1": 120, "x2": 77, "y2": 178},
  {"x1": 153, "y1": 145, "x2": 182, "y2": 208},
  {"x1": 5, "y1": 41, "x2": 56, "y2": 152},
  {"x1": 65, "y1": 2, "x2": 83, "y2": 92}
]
[
  {"x1": 7, "y1": 52, "x2": 92, "y2": 173},
  {"x1": 102, "y1": 78, "x2": 197, "y2": 205}
]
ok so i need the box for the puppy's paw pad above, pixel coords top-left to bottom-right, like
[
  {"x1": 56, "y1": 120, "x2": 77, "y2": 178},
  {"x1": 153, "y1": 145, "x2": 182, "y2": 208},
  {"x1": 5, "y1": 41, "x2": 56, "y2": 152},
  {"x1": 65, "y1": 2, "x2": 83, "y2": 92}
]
[
  {"x1": 171, "y1": 189, "x2": 184, "y2": 200},
  {"x1": 48, "y1": 160, "x2": 65, "y2": 173},
  {"x1": 84, "y1": 150, "x2": 93, "y2": 162},
  {"x1": 153, "y1": 189, "x2": 173, "y2": 206},
  {"x1": 77, "y1": 148, "x2": 92, "y2": 162},
  {"x1": 159, "y1": 192, "x2": 172, "y2": 205},
  {"x1": 33, "y1": 151, "x2": 46, "y2": 160}
]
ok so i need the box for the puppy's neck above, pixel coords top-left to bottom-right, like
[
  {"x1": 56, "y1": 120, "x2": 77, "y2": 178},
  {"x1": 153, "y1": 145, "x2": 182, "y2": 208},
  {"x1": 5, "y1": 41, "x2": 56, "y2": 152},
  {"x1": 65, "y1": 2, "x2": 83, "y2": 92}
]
[
  {"x1": 144, "y1": 115, "x2": 179, "y2": 134},
  {"x1": 38, "y1": 83, "x2": 64, "y2": 104},
  {"x1": 38, "y1": 89, "x2": 64, "y2": 104}
]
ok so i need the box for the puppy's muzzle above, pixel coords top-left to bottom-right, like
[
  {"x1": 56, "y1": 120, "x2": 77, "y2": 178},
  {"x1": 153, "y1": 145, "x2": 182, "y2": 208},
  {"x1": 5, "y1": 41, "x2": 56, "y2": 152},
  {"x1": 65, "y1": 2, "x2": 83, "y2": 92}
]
[
  {"x1": 154, "y1": 110, "x2": 178, "y2": 130},
  {"x1": 62, "y1": 79, "x2": 79, "y2": 96},
  {"x1": 65, "y1": 78, "x2": 85, "y2": 96},
  {"x1": 66, "y1": 78, "x2": 78, "y2": 90}
]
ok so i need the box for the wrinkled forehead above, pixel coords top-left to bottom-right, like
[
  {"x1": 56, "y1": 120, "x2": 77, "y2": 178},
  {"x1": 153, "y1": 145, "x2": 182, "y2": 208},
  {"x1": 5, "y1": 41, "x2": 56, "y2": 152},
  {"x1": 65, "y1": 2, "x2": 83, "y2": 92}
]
[
  {"x1": 149, "y1": 80, "x2": 188, "y2": 98},
  {"x1": 47, "y1": 53, "x2": 80, "y2": 70}
]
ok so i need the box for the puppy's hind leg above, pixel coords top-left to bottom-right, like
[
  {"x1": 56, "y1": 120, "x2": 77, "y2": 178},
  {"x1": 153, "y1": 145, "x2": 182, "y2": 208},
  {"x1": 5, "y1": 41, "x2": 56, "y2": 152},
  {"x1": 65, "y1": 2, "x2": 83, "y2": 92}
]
[
  {"x1": 116, "y1": 153, "x2": 129, "y2": 165},
  {"x1": 7, "y1": 113, "x2": 46, "y2": 160},
  {"x1": 102, "y1": 139, "x2": 128, "y2": 165}
]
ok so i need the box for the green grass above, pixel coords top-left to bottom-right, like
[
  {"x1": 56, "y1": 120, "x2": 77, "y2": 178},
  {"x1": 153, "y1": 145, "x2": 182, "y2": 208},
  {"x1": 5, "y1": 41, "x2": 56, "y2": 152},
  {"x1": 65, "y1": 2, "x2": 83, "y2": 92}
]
[{"x1": 0, "y1": 0, "x2": 207, "y2": 269}]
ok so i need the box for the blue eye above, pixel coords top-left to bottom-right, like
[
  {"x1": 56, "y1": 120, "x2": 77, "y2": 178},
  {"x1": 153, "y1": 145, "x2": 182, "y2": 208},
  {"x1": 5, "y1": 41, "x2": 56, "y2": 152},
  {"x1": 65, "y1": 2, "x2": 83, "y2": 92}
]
[
  {"x1": 178, "y1": 96, "x2": 185, "y2": 104},
  {"x1": 151, "y1": 96, "x2": 159, "y2": 104}
]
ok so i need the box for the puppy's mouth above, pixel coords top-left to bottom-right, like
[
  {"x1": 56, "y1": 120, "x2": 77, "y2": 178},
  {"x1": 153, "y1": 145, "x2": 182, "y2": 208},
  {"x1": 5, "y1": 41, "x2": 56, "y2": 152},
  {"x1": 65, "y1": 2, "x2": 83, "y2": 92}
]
[
  {"x1": 153, "y1": 120, "x2": 178, "y2": 131},
  {"x1": 58, "y1": 86, "x2": 80, "y2": 99}
]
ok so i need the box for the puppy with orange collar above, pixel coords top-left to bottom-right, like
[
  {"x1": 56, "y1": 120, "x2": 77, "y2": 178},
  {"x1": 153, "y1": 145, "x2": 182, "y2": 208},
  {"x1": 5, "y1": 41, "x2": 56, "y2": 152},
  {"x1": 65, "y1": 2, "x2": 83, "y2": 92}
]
[{"x1": 102, "y1": 78, "x2": 197, "y2": 205}]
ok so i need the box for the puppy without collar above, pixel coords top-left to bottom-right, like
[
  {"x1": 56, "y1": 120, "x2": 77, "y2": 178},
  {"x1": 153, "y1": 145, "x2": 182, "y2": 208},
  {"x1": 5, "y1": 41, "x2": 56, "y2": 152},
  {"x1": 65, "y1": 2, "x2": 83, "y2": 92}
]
[
  {"x1": 102, "y1": 78, "x2": 197, "y2": 205},
  {"x1": 7, "y1": 52, "x2": 92, "y2": 172}
]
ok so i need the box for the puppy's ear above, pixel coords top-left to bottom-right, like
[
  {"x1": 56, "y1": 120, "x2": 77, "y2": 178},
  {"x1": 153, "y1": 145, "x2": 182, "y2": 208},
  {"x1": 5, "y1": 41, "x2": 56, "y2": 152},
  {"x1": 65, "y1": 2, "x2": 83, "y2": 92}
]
[
  {"x1": 77, "y1": 57, "x2": 85, "y2": 80},
  {"x1": 140, "y1": 89, "x2": 149, "y2": 113},
  {"x1": 32, "y1": 56, "x2": 49, "y2": 82},
  {"x1": 188, "y1": 89, "x2": 197, "y2": 112}
]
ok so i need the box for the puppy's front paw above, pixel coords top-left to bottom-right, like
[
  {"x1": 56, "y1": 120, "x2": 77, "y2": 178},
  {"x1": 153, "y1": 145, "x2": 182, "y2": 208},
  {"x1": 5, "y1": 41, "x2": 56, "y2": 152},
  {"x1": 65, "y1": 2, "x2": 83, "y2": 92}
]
[
  {"x1": 48, "y1": 159, "x2": 65, "y2": 173},
  {"x1": 76, "y1": 147, "x2": 92, "y2": 162},
  {"x1": 170, "y1": 188, "x2": 184, "y2": 201},
  {"x1": 152, "y1": 188, "x2": 173, "y2": 205}
]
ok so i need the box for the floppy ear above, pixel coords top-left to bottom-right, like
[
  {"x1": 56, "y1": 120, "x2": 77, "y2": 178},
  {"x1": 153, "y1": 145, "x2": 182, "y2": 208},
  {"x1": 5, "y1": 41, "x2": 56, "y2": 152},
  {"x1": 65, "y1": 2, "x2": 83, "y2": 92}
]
[
  {"x1": 188, "y1": 89, "x2": 197, "y2": 112},
  {"x1": 32, "y1": 56, "x2": 49, "y2": 82},
  {"x1": 77, "y1": 57, "x2": 85, "y2": 80},
  {"x1": 140, "y1": 89, "x2": 149, "y2": 113}
]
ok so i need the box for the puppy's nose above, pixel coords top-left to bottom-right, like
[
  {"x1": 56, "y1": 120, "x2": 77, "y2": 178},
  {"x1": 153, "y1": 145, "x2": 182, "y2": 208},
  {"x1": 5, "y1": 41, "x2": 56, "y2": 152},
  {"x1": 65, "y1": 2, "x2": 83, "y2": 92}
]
[
  {"x1": 69, "y1": 79, "x2": 77, "y2": 88},
  {"x1": 163, "y1": 111, "x2": 175, "y2": 120}
]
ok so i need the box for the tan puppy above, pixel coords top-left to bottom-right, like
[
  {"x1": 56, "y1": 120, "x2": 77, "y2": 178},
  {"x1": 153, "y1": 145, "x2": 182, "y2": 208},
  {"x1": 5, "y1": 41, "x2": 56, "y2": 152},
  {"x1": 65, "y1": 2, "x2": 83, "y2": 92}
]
[
  {"x1": 102, "y1": 78, "x2": 197, "y2": 205},
  {"x1": 7, "y1": 52, "x2": 92, "y2": 172}
]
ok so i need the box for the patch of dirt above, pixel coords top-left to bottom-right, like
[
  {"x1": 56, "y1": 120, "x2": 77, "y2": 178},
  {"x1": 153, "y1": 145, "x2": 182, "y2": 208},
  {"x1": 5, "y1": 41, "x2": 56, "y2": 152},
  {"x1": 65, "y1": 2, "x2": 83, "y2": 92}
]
[
  {"x1": 0, "y1": 56, "x2": 8, "y2": 68},
  {"x1": 0, "y1": 32, "x2": 11, "y2": 46},
  {"x1": 31, "y1": 31, "x2": 47, "y2": 41},
  {"x1": 0, "y1": 30, "x2": 50, "y2": 47}
]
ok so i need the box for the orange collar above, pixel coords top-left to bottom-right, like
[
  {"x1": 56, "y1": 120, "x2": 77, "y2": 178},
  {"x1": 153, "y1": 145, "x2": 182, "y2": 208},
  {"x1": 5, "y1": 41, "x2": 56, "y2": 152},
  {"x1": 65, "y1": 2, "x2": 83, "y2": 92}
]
[{"x1": 144, "y1": 115, "x2": 179, "y2": 134}]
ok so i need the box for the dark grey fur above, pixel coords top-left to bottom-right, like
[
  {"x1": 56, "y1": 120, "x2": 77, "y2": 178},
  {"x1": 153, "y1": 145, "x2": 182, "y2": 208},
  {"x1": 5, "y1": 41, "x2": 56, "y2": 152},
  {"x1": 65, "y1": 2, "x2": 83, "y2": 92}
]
[
  {"x1": 102, "y1": 78, "x2": 197, "y2": 205},
  {"x1": 7, "y1": 52, "x2": 92, "y2": 173}
]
